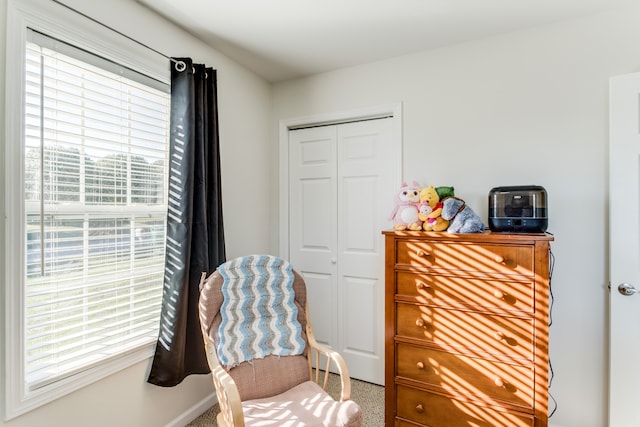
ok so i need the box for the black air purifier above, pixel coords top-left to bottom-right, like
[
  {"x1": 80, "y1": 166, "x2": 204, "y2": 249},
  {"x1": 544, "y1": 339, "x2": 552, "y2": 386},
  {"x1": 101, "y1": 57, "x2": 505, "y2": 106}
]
[{"x1": 488, "y1": 185, "x2": 548, "y2": 233}]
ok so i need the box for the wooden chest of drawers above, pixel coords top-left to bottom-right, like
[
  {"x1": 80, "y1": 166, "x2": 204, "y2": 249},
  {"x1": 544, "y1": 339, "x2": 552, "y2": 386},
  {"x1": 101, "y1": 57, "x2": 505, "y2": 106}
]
[{"x1": 384, "y1": 231, "x2": 553, "y2": 427}]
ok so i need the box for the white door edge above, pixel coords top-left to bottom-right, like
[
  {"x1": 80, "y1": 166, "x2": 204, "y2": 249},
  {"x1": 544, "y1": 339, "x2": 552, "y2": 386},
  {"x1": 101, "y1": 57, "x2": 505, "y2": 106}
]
[
  {"x1": 608, "y1": 71, "x2": 640, "y2": 427},
  {"x1": 278, "y1": 102, "x2": 403, "y2": 258}
]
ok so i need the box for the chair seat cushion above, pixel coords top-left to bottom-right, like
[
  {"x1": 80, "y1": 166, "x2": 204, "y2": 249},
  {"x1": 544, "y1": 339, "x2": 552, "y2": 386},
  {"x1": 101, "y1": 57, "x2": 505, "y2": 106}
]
[
  {"x1": 242, "y1": 380, "x2": 362, "y2": 427},
  {"x1": 230, "y1": 354, "x2": 309, "y2": 400}
]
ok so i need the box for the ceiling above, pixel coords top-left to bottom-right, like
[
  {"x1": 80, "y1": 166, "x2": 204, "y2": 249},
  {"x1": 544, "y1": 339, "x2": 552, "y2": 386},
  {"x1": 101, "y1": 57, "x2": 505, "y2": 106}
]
[{"x1": 137, "y1": 0, "x2": 636, "y2": 83}]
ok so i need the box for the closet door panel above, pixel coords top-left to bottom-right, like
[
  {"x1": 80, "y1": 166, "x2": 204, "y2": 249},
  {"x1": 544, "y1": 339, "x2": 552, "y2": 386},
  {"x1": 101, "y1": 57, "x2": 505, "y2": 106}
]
[
  {"x1": 337, "y1": 119, "x2": 394, "y2": 385},
  {"x1": 289, "y1": 126, "x2": 339, "y2": 349},
  {"x1": 289, "y1": 118, "x2": 395, "y2": 385}
]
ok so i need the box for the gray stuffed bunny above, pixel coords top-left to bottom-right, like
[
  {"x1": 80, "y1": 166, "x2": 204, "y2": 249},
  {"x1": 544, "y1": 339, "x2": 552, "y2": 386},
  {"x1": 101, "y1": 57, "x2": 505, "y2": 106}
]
[{"x1": 441, "y1": 197, "x2": 486, "y2": 233}]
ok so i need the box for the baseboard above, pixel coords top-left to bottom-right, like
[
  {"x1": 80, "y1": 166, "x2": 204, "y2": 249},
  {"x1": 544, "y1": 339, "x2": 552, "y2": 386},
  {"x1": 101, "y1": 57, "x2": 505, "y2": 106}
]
[{"x1": 164, "y1": 392, "x2": 217, "y2": 427}]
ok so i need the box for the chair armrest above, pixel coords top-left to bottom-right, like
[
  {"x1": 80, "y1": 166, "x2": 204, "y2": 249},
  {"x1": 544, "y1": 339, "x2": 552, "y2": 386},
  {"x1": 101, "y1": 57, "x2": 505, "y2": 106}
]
[
  {"x1": 305, "y1": 303, "x2": 353, "y2": 402},
  {"x1": 203, "y1": 335, "x2": 245, "y2": 426}
]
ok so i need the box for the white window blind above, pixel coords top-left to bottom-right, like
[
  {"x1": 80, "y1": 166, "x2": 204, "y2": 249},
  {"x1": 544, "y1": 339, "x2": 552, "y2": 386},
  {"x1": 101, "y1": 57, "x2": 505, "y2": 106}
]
[{"x1": 23, "y1": 29, "x2": 170, "y2": 390}]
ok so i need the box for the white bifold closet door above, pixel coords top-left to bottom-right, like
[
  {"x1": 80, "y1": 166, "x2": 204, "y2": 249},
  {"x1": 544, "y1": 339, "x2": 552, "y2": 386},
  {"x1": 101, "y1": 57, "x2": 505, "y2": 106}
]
[{"x1": 288, "y1": 118, "x2": 394, "y2": 385}]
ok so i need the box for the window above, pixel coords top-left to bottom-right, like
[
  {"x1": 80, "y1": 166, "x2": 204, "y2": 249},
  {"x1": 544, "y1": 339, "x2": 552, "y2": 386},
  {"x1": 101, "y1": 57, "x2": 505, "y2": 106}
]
[{"x1": 4, "y1": 2, "x2": 170, "y2": 418}]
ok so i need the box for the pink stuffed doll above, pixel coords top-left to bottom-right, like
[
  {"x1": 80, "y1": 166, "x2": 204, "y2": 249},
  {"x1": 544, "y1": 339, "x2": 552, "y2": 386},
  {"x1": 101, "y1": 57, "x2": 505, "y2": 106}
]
[{"x1": 389, "y1": 181, "x2": 423, "y2": 231}]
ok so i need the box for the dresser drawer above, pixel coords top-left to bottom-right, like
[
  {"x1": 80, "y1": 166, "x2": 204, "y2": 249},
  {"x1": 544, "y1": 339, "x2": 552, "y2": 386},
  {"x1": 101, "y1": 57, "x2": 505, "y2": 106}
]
[
  {"x1": 395, "y1": 240, "x2": 534, "y2": 276},
  {"x1": 396, "y1": 342, "x2": 534, "y2": 409},
  {"x1": 396, "y1": 384, "x2": 535, "y2": 427},
  {"x1": 396, "y1": 271, "x2": 534, "y2": 313},
  {"x1": 396, "y1": 302, "x2": 534, "y2": 361}
]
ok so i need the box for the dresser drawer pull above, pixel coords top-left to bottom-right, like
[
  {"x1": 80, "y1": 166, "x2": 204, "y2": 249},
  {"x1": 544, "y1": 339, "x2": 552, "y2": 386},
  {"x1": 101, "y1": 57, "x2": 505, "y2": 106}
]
[
  {"x1": 416, "y1": 361, "x2": 425, "y2": 370},
  {"x1": 416, "y1": 249, "x2": 430, "y2": 257},
  {"x1": 415, "y1": 403, "x2": 425, "y2": 414},
  {"x1": 416, "y1": 318, "x2": 426, "y2": 328},
  {"x1": 494, "y1": 331, "x2": 517, "y2": 346},
  {"x1": 493, "y1": 289, "x2": 505, "y2": 299},
  {"x1": 494, "y1": 255, "x2": 505, "y2": 264},
  {"x1": 495, "y1": 376, "x2": 518, "y2": 393},
  {"x1": 416, "y1": 282, "x2": 431, "y2": 291}
]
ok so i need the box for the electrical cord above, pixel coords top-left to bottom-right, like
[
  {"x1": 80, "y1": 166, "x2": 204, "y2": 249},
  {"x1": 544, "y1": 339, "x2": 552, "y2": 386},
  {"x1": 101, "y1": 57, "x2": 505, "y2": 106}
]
[{"x1": 547, "y1": 248, "x2": 558, "y2": 418}]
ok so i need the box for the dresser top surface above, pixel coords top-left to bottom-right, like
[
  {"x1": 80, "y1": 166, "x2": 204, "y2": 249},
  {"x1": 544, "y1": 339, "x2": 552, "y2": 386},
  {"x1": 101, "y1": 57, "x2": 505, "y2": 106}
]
[{"x1": 382, "y1": 230, "x2": 554, "y2": 244}]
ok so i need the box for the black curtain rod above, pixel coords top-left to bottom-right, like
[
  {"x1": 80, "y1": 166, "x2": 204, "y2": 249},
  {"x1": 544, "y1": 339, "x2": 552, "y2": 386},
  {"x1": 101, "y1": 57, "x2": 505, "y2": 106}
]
[{"x1": 50, "y1": 0, "x2": 185, "y2": 70}]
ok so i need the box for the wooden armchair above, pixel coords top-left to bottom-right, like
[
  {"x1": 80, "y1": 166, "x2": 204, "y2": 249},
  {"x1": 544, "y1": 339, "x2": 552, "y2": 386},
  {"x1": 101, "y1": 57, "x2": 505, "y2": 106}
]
[{"x1": 198, "y1": 255, "x2": 362, "y2": 427}]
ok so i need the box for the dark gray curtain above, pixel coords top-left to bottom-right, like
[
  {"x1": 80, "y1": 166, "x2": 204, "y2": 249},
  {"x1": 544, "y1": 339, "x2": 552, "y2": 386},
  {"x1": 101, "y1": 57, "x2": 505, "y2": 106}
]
[{"x1": 148, "y1": 58, "x2": 226, "y2": 387}]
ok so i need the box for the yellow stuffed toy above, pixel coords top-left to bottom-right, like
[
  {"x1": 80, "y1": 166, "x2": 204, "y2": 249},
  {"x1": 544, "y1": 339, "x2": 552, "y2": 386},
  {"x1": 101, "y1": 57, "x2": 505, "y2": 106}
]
[{"x1": 420, "y1": 185, "x2": 452, "y2": 232}]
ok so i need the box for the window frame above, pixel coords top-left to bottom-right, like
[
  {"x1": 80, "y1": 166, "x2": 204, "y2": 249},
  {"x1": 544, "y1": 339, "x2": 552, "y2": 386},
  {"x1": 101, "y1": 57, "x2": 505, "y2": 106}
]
[{"x1": 4, "y1": 0, "x2": 170, "y2": 419}]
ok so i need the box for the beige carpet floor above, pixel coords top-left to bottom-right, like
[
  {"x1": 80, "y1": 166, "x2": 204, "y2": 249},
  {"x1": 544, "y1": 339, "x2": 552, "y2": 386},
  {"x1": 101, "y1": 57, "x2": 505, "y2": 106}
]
[{"x1": 186, "y1": 373, "x2": 384, "y2": 426}]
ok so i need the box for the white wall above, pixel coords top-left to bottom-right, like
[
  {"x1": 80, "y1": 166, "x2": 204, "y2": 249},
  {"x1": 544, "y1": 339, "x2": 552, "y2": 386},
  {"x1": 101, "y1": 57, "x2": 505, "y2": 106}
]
[
  {"x1": 0, "y1": 0, "x2": 273, "y2": 426},
  {"x1": 272, "y1": 5, "x2": 640, "y2": 427}
]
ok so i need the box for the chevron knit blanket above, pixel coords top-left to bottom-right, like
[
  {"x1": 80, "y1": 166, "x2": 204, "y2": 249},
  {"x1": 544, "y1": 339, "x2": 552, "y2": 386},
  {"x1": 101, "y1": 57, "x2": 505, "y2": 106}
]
[{"x1": 216, "y1": 255, "x2": 306, "y2": 367}]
